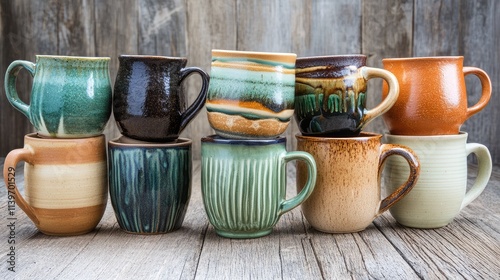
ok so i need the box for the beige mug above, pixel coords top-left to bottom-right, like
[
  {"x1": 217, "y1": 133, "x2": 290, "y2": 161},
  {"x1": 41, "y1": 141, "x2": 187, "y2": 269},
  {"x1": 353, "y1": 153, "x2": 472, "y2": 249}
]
[
  {"x1": 296, "y1": 133, "x2": 420, "y2": 233},
  {"x1": 3, "y1": 133, "x2": 108, "y2": 236},
  {"x1": 383, "y1": 132, "x2": 492, "y2": 228}
]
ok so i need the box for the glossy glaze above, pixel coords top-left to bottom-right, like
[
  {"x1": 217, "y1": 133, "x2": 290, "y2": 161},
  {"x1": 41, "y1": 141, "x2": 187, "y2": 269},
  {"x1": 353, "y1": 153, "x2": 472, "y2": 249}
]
[
  {"x1": 382, "y1": 56, "x2": 491, "y2": 135},
  {"x1": 3, "y1": 134, "x2": 108, "y2": 236},
  {"x1": 296, "y1": 133, "x2": 419, "y2": 233},
  {"x1": 206, "y1": 49, "x2": 297, "y2": 139},
  {"x1": 113, "y1": 55, "x2": 209, "y2": 142},
  {"x1": 4, "y1": 55, "x2": 112, "y2": 138},
  {"x1": 108, "y1": 137, "x2": 192, "y2": 234},
  {"x1": 295, "y1": 55, "x2": 399, "y2": 136},
  {"x1": 384, "y1": 133, "x2": 492, "y2": 228},
  {"x1": 201, "y1": 135, "x2": 316, "y2": 238}
]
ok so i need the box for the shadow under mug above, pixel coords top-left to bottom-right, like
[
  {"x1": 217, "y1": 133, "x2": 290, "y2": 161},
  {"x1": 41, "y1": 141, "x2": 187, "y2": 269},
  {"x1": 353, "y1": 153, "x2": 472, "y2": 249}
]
[
  {"x1": 113, "y1": 55, "x2": 209, "y2": 142},
  {"x1": 108, "y1": 136, "x2": 192, "y2": 234},
  {"x1": 383, "y1": 132, "x2": 492, "y2": 228},
  {"x1": 296, "y1": 133, "x2": 420, "y2": 233},
  {"x1": 294, "y1": 55, "x2": 399, "y2": 137},
  {"x1": 4, "y1": 55, "x2": 112, "y2": 138},
  {"x1": 201, "y1": 135, "x2": 317, "y2": 238},
  {"x1": 3, "y1": 133, "x2": 108, "y2": 236}
]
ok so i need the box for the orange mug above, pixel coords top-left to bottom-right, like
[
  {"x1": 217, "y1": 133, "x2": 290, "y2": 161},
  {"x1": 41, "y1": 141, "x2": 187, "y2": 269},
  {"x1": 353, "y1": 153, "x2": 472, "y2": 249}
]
[{"x1": 382, "y1": 56, "x2": 491, "y2": 135}]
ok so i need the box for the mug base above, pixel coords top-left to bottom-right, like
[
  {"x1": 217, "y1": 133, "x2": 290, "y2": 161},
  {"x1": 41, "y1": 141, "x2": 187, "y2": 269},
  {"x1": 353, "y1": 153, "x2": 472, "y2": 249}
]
[
  {"x1": 215, "y1": 229, "x2": 273, "y2": 239},
  {"x1": 38, "y1": 228, "x2": 96, "y2": 236},
  {"x1": 119, "y1": 227, "x2": 182, "y2": 235}
]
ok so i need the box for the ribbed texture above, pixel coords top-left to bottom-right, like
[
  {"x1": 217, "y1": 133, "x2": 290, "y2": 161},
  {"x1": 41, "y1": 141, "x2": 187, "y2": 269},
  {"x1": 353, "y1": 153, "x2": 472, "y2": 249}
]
[
  {"x1": 201, "y1": 156, "x2": 283, "y2": 236},
  {"x1": 384, "y1": 135, "x2": 467, "y2": 228},
  {"x1": 109, "y1": 147, "x2": 191, "y2": 234}
]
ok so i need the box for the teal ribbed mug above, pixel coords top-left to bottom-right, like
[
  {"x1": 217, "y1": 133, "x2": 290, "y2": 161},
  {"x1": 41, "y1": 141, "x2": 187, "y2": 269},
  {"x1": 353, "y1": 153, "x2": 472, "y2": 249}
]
[
  {"x1": 4, "y1": 55, "x2": 112, "y2": 138},
  {"x1": 201, "y1": 135, "x2": 317, "y2": 238},
  {"x1": 108, "y1": 136, "x2": 192, "y2": 234}
]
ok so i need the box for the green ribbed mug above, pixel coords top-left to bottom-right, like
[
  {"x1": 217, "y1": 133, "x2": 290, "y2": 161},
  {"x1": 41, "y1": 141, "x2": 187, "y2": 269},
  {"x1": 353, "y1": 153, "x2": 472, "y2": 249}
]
[
  {"x1": 4, "y1": 55, "x2": 112, "y2": 138},
  {"x1": 201, "y1": 135, "x2": 317, "y2": 239}
]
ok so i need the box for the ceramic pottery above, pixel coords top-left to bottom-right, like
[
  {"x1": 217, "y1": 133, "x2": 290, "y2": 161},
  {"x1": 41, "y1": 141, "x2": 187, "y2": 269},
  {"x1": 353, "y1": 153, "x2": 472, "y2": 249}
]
[
  {"x1": 384, "y1": 132, "x2": 492, "y2": 228},
  {"x1": 3, "y1": 133, "x2": 108, "y2": 236},
  {"x1": 296, "y1": 133, "x2": 420, "y2": 233},
  {"x1": 206, "y1": 49, "x2": 297, "y2": 139},
  {"x1": 113, "y1": 55, "x2": 209, "y2": 142},
  {"x1": 294, "y1": 55, "x2": 399, "y2": 137},
  {"x1": 108, "y1": 136, "x2": 192, "y2": 234},
  {"x1": 201, "y1": 135, "x2": 316, "y2": 238},
  {"x1": 4, "y1": 55, "x2": 112, "y2": 138},
  {"x1": 382, "y1": 56, "x2": 491, "y2": 135}
]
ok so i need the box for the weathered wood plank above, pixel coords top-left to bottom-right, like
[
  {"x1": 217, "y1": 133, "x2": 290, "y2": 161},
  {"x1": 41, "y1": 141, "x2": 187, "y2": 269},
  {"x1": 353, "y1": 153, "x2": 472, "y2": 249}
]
[
  {"x1": 182, "y1": 0, "x2": 238, "y2": 158},
  {"x1": 459, "y1": 0, "x2": 500, "y2": 165},
  {"x1": 361, "y1": 0, "x2": 414, "y2": 135}
]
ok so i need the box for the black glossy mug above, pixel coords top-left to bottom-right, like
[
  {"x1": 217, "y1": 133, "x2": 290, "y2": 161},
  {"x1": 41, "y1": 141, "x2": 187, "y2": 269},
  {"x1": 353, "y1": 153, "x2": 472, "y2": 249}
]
[{"x1": 113, "y1": 55, "x2": 209, "y2": 142}]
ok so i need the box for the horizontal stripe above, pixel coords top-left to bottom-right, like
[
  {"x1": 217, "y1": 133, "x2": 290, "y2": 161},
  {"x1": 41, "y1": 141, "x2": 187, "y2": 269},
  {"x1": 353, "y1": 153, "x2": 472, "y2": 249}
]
[
  {"x1": 24, "y1": 162, "x2": 108, "y2": 208},
  {"x1": 211, "y1": 61, "x2": 296, "y2": 73},
  {"x1": 32, "y1": 204, "x2": 106, "y2": 235},
  {"x1": 206, "y1": 101, "x2": 294, "y2": 120}
]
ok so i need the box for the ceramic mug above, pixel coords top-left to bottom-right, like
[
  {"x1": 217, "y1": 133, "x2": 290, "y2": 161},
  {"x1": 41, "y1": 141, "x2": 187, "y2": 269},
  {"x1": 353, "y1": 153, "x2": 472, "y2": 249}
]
[
  {"x1": 382, "y1": 56, "x2": 491, "y2": 135},
  {"x1": 3, "y1": 133, "x2": 108, "y2": 235},
  {"x1": 295, "y1": 55, "x2": 399, "y2": 136},
  {"x1": 113, "y1": 55, "x2": 209, "y2": 142},
  {"x1": 206, "y1": 49, "x2": 297, "y2": 139},
  {"x1": 4, "y1": 55, "x2": 112, "y2": 138},
  {"x1": 383, "y1": 132, "x2": 492, "y2": 228},
  {"x1": 201, "y1": 135, "x2": 316, "y2": 238},
  {"x1": 296, "y1": 133, "x2": 420, "y2": 233},
  {"x1": 108, "y1": 136, "x2": 192, "y2": 234}
]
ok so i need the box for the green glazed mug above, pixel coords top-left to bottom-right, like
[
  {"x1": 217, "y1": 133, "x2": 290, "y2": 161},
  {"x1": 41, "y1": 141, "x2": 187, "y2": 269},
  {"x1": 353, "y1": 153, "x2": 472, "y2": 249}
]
[
  {"x1": 201, "y1": 135, "x2": 317, "y2": 239},
  {"x1": 4, "y1": 55, "x2": 112, "y2": 138}
]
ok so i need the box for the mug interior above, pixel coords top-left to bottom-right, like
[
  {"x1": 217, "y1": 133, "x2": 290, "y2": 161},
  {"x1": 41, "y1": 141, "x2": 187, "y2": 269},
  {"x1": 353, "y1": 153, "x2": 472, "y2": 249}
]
[
  {"x1": 109, "y1": 136, "x2": 192, "y2": 148},
  {"x1": 201, "y1": 134, "x2": 286, "y2": 146}
]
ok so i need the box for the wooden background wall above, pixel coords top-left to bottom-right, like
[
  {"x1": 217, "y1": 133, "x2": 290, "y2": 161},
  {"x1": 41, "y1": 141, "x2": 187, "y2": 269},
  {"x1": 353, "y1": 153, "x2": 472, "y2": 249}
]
[{"x1": 1, "y1": 0, "x2": 499, "y2": 163}]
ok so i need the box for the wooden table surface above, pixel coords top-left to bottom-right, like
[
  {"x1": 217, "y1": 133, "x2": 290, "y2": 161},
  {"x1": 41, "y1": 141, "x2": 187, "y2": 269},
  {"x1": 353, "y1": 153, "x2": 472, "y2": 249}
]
[{"x1": 1, "y1": 160, "x2": 499, "y2": 279}]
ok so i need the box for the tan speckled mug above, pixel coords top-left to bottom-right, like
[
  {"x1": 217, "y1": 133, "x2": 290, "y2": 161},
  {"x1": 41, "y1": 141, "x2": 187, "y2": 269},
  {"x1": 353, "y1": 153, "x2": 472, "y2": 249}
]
[
  {"x1": 296, "y1": 133, "x2": 420, "y2": 233},
  {"x1": 3, "y1": 133, "x2": 108, "y2": 236}
]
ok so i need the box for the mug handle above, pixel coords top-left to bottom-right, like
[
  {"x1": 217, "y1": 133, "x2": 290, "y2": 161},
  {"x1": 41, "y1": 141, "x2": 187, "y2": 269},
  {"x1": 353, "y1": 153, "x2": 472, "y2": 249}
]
[
  {"x1": 178, "y1": 67, "x2": 210, "y2": 132},
  {"x1": 460, "y1": 143, "x2": 492, "y2": 209},
  {"x1": 280, "y1": 151, "x2": 317, "y2": 215},
  {"x1": 4, "y1": 60, "x2": 36, "y2": 119},
  {"x1": 377, "y1": 144, "x2": 420, "y2": 216},
  {"x1": 463, "y1": 67, "x2": 492, "y2": 119},
  {"x1": 359, "y1": 67, "x2": 399, "y2": 129},
  {"x1": 3, "y1": 147, "x2": 40, "y2": 225}
]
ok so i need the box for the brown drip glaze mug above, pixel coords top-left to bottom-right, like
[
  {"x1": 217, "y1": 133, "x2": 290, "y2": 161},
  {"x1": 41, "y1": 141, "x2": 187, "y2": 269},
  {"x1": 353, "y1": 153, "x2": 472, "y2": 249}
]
[
  {"x1": 296, "y1": 133, "x2": 420, "y2": 233},
  {"x1": 382, "y1": 56, "x2": 491, "y2": 135},
  {"x1": 294, "y1": 55, "x2": 399, "y2": 137}
]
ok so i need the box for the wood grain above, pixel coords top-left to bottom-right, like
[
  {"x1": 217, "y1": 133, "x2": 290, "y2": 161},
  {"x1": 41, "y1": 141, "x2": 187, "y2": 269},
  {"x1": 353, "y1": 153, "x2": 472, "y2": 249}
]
[{"x1": 1, "y1": 160, "x2": 499, "y2": 278}]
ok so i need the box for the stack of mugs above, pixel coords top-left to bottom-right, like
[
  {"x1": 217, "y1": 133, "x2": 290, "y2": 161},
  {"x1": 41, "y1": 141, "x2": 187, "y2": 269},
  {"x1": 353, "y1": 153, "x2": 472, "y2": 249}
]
[
  {"x1": 108, "y1": 55, "x2": 209, "y2": 234},
  {"x1": 293, "y1": 55, "x2": 421, "y2": 233},
  {"x1": 380, "y1": 57, "x2": 493, "y2": 228},
  {"x1": 4, "y1": 55, "x2": 112, "y2": 235},
  {"x1": 201, "y1": 50, "x2": 318, "y2": 238}
]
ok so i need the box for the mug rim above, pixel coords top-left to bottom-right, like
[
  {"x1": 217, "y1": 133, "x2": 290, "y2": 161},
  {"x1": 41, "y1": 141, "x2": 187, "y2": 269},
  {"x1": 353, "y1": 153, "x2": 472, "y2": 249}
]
[
  {"x1": 297, "y1": 54, "x2": 367, "y2": 61},
  {"x1": 202, "y1": 134, "x2": 286, "y2": 145},
  {"x1": 211, "y1": 49, "x2": 297, "y2": 62},
  {"x1": 295, "y1": 132, "x2": 381, "y2": 142},
  {"x1": 25, "y1": 133, "x2": 105, "y2": 142},
  {"x1": 36, "y1": 55, "x2": 110, "y2": 61},
  {"x1": 118, "y1": 54, "x2": 187, "y2": 60},
  {"x1": 382, "y1": 56, "x2": 463, "y2": 62},
  {"x1": 384, "y1": 131, "x2": 468, "y2": 139},
  {"x1": 109, "y1": 136, "x2": 192, "y2": 147}
]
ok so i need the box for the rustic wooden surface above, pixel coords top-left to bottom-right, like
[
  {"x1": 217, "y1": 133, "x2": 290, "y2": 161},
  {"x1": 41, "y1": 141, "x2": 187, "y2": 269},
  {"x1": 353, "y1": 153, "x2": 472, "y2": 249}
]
[
  {"x1": 0, "y1": 160, "x2": 499, "y2": 279},
  {"x1": 1, "y1": 0, "x2": 499, "y2": 163}
]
